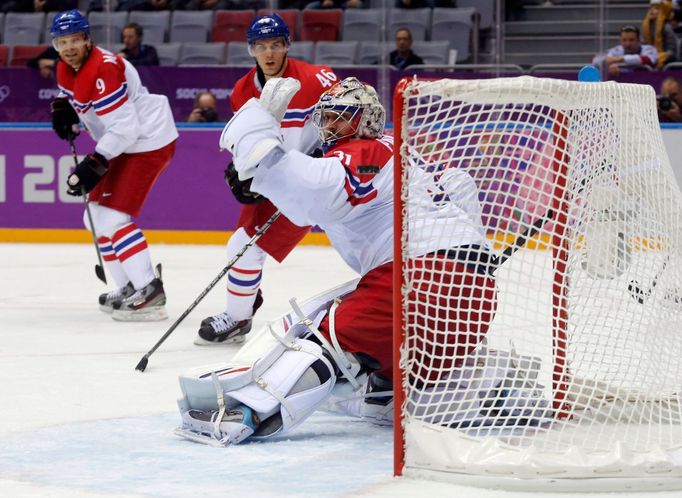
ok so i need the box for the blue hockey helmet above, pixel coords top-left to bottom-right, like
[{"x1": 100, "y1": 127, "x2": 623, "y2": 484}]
[
  {"x1": 50, "y1": 10, "x2": 90, "y2": 39},
  {"x1": 247, "y1": 13, "x2": 290, "y2": 46}
]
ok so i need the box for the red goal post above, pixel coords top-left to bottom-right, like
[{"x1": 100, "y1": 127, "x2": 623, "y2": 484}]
[{"x1": 392, "y1": 76, "x2": 682, "y2": 491}]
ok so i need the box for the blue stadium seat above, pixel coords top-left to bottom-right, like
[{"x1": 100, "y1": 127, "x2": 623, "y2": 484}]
[
  {"x1": 170, "y1": 11, "x2": 214, "y2": 44},
  {"x1": 156, "y1": 42, "x2": 182, "y2": 66},
  {"x1": 314, "y1": 40, "x2": 358, "y2": 66},
  {"x1": 226, "y1": 41, "x2": 252, "y2": 66},
  {"x1": 179, "y1": 41, "x2": 226, "y2": 65},
  {"x1": 128, "y1": 11, "x2": 170, "y2": 44},
  {"x1": 4, "y1": 13, "x2": 44, "y2": 45},
  {"x1": 388, "y1": 8, "x2": 430, "y2": 42},
  {"x1": 342, "y1": 8, "x2": 382, "y2": 42},
  {"x1": 88, "y1": 12, "x2": 129, "y2": 46},
  {"x1": 431, "y1": 7, "x2": 474, "y2": 62}
]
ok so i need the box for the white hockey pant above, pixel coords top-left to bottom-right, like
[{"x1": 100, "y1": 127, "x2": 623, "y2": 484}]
[{"x1": 409, "y1": 347, "x2": 552, "y2": 428}]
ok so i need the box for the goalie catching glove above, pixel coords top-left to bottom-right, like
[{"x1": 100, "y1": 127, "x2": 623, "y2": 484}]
[
  {"x1": 224, "y1": 161, "x2": 263, "y2": 204},
  {"x1": 66, "y1": 152, "x2": 109, "y2": 196},
  {"x1": 51, "y1": 97, "x2": 80, "y2": 141}
]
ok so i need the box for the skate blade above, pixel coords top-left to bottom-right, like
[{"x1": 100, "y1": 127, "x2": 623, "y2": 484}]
[
  {"x1": 111, "y1": 306, "x2": 169, "y2": 322},
  {"x1": 173, "y1": 427, "x2": 230, "y2": 447},
  {"x1": 99, "y1": 305, "x2": 114, "y2": 314},
  {"x1": 192, "y1": 334, "x2": 247, "y2": 347}
]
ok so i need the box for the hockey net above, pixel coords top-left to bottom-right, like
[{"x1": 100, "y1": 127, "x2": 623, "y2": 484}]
[{"x1": 393, "y1": 76, "x2": 682, "y2": 490}]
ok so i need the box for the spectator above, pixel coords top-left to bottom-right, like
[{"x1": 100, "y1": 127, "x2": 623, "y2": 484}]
[
  {"x1": 642, "y1": 0, "x2": 677, "y2": 68},
  {"x1": 114, "y1": 0, "x2": 169, "y2": 11},
  {"x1": 26, "y1": 46, "x2": 60, "y2": 79},
  {"x1": 118, "y1": 23, "x2": 159, "y2": 67},
  {"x1": 658, "y1": 75, "x2": 682, "y2": 122},
  {"x1": 592, "y1": 25, "x2": 658, "y2": 78},
  {"x1": 11, "y1": 0, "x2": 76, "y2": 12},
  {"x1": 187, "y1": 91, "x2": 220, "y2": 122},
  {"x1": 395, "y1": 0, "x2": 428, "y2": 8},
  {"x1": 390, "y1": 27, "x2": 424, "y2": 70},
  {"x1": 304, "y1": 0, "x2": 363, "y2": 8}
]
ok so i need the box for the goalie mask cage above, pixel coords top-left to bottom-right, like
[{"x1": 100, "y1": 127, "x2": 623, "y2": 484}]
[{"x1": 392, "y1": 76, "x2": 682, "y2": 491}]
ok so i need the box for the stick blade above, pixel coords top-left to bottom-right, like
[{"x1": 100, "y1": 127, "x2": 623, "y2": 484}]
[
  {"x1": 135, "y1": 356, "x2": 149, "y2": 372},
  {"x1": 95, "y1": 264, "x2": 107, "y2": 284}
]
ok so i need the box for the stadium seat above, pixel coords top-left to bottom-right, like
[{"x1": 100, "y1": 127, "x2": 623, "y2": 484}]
[
  {"x1": 179, "y1": 42, "x2": 226, "y2": 65},
  {"x1": 287, "y1": 40, "x2": 314, "y2": 63},
  {"x1": 128, "y1": 11, "x2": 170, "y2": 44},
  {"x1": 0, "y1": 13, "x2": 4, "y2": 44},
  {"x1": 457, "y1": 0, "x2": 494, "y2": 30},
  {"x1": 4, "y1": 13, "x2": 45, "y2": 45},
  {"x1": 226, "y1": 41, "x2": 252, "y2": 65},
  {"x1": 88, "y1": 12, "x2": 129, "y2": 46},
  {"x1": 170, "y1": 11, "x2": 214, "y2": 43},
  {"x1": 44, "y1": 11, "x2": 58, "y2": 44},
  {"x1": 0, "y1": 45, "x2": 8, "y2": 66},
  {"x1": 300, "y1": 10, "x2": 341, "y2": 42},
  {"x1": 211, "y1": 10, "x2": 255, "y2": 44},
  {"x1": 431, "y1": 7, "x2": 475, "y2": 62},
  {"x1": 314, "y1": 40, "x2": 357, "y2": 66},
  {"x1": 9, "y1": 44, "x2": 48, "y2": 66},
  {"x1": 342, "y1": 8, "x2": 381, "y2": 42},
  {"x1": 256, "y1": 9, "x2": 299, "y2": 41},
  {"x1": 411, "y1": 40, "x2": 450, "y2": 66},
  {"x1": 155, "y1": 42, "x2": 181, "y2": 66},
  {"x1": 388, "y1": 8, "x2": 430, "y2": 42},
  {"x1": 357, "y1": 41, "x2": 381, "y2": 65}
]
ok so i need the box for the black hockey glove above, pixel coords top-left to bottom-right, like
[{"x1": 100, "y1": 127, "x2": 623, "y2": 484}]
[
  {"x1": 224, "y1": 161, "x2": 263, "y2": 205},
  {"x1": 66, "y1": 152, "x2": 109, "y2": 196},
  {"x1": 51, "y1": 97, "x2": 80, "y2": 141}
]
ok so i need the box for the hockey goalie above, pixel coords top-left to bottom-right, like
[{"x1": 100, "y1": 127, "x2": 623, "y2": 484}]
[{"x1": 175, "y1": 77, "x2": 552, "y2": 446}]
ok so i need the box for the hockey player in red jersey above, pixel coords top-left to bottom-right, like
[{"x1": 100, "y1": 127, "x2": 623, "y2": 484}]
[
  {"x1": 195, "y1": 13, "x2": 338, "y2": 345},
  {"x1": 175, "y1": 77, "x2": 521, "y2": 445},
  {"x1": 50, "y1": 10, "x2": 178, "y2": 321}
]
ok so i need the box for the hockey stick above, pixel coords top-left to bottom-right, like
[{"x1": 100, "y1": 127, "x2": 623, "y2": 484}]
[
  {"x1": 628, "y1": 252, "x2": 671, "y2": 305},
  {"x1": 135, "y1": 210, "x2": 282, "y2": 372},
  {"x1": 69, "y1": 139, "x2": 107, "y2": 284},
  {"x1": 490, "y1": 209, "x2": 555, "y2": 274}
]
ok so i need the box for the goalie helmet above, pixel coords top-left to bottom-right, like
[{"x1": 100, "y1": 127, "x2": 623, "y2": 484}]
[
  {"x1": 247, "y1": 13, "x2": 290, "y2": 46},
  {"x1": 312, "y1": 77, "x2": 385, "y2": 147},
  {"x1": 50, "y1": 9, "x2": 90, "y2": 39}
]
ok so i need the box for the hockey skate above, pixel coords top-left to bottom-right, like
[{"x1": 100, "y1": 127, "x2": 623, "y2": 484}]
[
  {"x1": 194, "y1": 289, "x2": 264, "y2": 346},
  {"x1": 98, "y1": 282, "x2": 135, "y2": 313},
  {"x1": 111, "y1": 278, "x2": 168, "y2": 322},
  {"x1": 175, "y1": 405, "x2": 260, "y2": 447}
]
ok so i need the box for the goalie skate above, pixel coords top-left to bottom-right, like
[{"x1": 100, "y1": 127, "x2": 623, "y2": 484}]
[
  {"x1": 111, "y1": 278, "x2": 168, "y2": 322},
  {"x1": 194, "y1": 289, "x2": 264, "y2": 345},
  {"x1": 175, "y1": 405, "x2": 260, "y2": 447},
  {"x1": 98, "y1": 282, "x2": 134, "y2": 313}
]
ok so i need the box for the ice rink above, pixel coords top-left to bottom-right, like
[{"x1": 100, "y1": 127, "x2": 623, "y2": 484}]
[{"x1": 1, "y1": 242, "x2": 681, "y2": 498}]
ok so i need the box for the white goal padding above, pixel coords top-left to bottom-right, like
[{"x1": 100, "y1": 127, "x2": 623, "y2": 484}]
[{"x1": 394, "y1": 76, "x2": 682, "y2": 491}]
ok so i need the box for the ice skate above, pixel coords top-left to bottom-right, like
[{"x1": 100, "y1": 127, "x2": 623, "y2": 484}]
[
  {"x1": 98, "y1": 282, "x2": 135, "y2": 313},
  {"x1": 194, "y1": 289, "x2": 263, "y2": 346},
  {"x1": 111, "y1": 278, "x2": 168, "y2": 322},
  {"x1": 175, "y1": 405, "x2": 260, "y2": 446}
]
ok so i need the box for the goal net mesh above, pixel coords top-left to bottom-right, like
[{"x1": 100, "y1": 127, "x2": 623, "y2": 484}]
[{"x1": 394, "y1": 76, "x2": 682, "y2": 487}]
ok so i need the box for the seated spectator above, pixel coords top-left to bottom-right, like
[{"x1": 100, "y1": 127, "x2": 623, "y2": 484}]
[
  {"x1": 26, "y1": 45, "x2": 60, "y2": 79},
  {"x1": 642, "y1": 0, "x2": 677, "y2": 68},
  {"x1": 187, "y1": 91, "x2": 220, "y2": 123},
  {"x1": 115, "y1": 0, "x2": 170, "y2": 11},
  {"x1": 592, "y1": 25, "x2": 658, "y2": 78},
  {"x1": 173, "y1": 0, "x2": 263, "y2": 7},
  {"x1": 390, "y1": 27, "x2": 424, "y2": 70},
  {"x1": 658, "y1": 75, "x2": 682, "y2": 122},
  {"x1": 118, "y1": 23, "x2": 159, "y2": 66},
  {"x1": 395, "y1": 0, "x2": 428, "y2": 8},
  {"x1": 304, "y1": 0, "x2": 362, "y2": 8},
  {"x1": 11, "y1": 0, "x2": 76, "y2": 12}
]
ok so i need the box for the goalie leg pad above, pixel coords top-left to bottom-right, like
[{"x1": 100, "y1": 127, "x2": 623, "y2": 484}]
[{"x1": 177, "y1": 337, "x2": 336, "y2": 445}]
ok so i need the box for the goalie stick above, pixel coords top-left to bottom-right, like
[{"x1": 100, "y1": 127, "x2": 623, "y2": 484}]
[
  {"x1": 69, "y1": 139, "x2": 107, "y2": 285},
  {"x1": 490, "y1": 209, "x2": 555, "y2": 275},
  {"x1": 135, "y1": 210, "x2": 282, "y2": 372}
]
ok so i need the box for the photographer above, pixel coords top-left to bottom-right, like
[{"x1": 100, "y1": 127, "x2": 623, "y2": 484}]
[
  {"x1": 187, "y1": 91, "x2": 220, "y2": 123},
  {"x1": 658, "y1": 76, "x2": 682, "y2": 123}
]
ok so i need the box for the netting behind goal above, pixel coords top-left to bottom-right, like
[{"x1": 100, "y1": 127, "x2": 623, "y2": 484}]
[{"x1": 392, "y1": 76, "x2": 682, "y2": 491}]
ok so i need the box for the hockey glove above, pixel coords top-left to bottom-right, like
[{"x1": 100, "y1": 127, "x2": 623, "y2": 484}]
[
  {"x1": 66, "y1": 152, "x2": 109, "y2": 196},
  {"x1": 51, "y1": 97, "x2": 80, "y2": 141},
  {"x1": 259, "y1": 77, "x2": 301, "y2": 123},
  {"x1": 224, "y1": 161, "x2": 263, "y2": 204}
]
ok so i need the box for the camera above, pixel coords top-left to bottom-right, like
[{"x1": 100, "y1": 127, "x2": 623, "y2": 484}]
[
  {"x1": 199, "y1": 107, "x2": 218, "y2": 122},
  {"x1": 657, "y1": 95, "x2": 674, "y2": 112}
]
